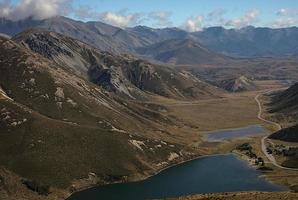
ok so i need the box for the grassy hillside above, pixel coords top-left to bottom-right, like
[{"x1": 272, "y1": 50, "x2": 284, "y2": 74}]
[{"x1": 0, "y1": 36, "x2": 195, "y2": 195}]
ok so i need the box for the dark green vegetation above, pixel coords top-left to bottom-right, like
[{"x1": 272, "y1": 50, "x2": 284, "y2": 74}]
[
  {"x1": 0, "y1": 91, "x2": 143, "y2": 188},
  {"x1": 236, "y1": 143, "x2": 257, "y2": 160}
]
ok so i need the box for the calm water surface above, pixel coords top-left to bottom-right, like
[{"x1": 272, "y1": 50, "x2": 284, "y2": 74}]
[
  {"x1": 207, "y1": 125, "x2": 268, "y2": 141},
  {"x1": 67, "y1": 154, "x2": 284, "y2": 200}
]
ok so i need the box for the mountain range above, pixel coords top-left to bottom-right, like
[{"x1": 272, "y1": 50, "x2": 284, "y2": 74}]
[
  {"x1": 1, "y1": 16, "x2": 298, "y2": 61},
  {"x1": 1, "y1": 15, "x2": 298, "y2": 200}
]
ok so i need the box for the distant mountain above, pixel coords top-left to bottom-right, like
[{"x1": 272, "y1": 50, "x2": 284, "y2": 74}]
[
  {"x1": 13, "y1": 29, "x2": 221, "y2": 99},
  {"x1": 0, "y1": 16, "x2": 149, "y2": 54},
  {"x1": 136, "y1": 38, "x2": 230, "y2": 65},
  {"x1": 2, "y1": 17, "x2": 298, "y2": 58},
  {"x1": 126, "y1": 26, "x2": 191, "y2": 45},
  {"x1": 216, "y1": 76, "x2": 257, "y2": 92},
  {"x1": 195, "y1": 26, "x2": 298, "y2": 57}
]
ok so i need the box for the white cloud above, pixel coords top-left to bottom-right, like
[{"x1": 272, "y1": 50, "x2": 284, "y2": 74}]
[
  {"x1": 182, "y1": 16, "x2": 204, "y2": 32},
  {"x1": 225, "y1": 9, "x2": 260, "y2": 28},
  {"x1": 0, "y1": 0, "x2": 73, "y2": 21},
  {"x1": 272, "y1": 17, "x2": 297, "y2": 28},
  {"x1": 98, "y1": 10, "x2": 173, "y2": 28},
  {"x1": 272, "y1": 8, "x2": 298, "y2": 28},
  {"x1": 98, "y1": 10, "x2": 144, "y2": 27}
]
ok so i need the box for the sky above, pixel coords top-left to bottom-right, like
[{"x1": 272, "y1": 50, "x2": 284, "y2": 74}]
[{"x1": 1, "y1": 0, "x2": 298, "y2": 31}]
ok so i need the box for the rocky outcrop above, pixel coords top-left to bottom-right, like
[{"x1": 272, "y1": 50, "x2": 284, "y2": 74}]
[
  {"x1": 218, "y1": 76, "x2": 256, "y2": 92},
  {"x1": 14, "y1": 29, "x2": 221, "y2": 100}
]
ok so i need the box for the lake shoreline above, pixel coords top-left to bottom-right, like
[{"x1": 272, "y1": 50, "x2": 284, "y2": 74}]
[
  {"x1": 67, "y1": 125, "x2": 290, "y2": 199},
  {"x1": 67, "y1": 153, "x2": 284, "y2": 200}
]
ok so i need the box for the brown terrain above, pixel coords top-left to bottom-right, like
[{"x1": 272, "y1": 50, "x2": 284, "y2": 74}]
[{"x1": 1, "y1": 22, "x2": 298, "y2": 200}]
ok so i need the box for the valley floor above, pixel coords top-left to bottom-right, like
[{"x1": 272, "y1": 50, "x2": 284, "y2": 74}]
[{"x1": 1, "y1": 80, "x2": 296, "y2": 200}]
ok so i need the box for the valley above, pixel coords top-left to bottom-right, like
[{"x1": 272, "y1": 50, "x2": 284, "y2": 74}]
[{"x1": 1, "y1": 11, "x2": 298, "y2": 200}]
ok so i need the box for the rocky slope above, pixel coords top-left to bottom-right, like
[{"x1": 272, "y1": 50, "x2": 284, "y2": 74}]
[
  {"x1": 0, "y1": 35, "x2": 202, "y2": 199},
  {"x1": 13, "y1": 29, "x2": 221, "y2": 100},
  {"x1": 216, "y1": 76, "x2": 257, "y2": 92}
]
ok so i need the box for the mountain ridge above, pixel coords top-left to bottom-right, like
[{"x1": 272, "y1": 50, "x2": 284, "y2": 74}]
[
  {"x1": 2, "y1": 16, "x2": 298, "y2": 58},
  {"x1": 12, "y1": 29, "x2": 222, "y2": 100}
]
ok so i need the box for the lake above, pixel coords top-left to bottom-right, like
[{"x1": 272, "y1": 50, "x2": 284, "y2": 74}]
[
  {"x1": 207, "y1": 125, "x2": 268, "y2": 141},
  {"x1": 67, "y1": 154, "x2": 284, "y2": 200}
]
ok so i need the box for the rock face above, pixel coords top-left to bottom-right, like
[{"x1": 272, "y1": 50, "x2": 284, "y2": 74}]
[
  {"x1": 217, "y1": 76, "x2": 257, "y2": 92},
  {"x1": 14, "y1": 29, "x2": 221, "y2": 100}
]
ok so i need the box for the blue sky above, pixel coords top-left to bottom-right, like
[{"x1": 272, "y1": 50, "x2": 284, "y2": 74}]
[{"x1": 2, "y1": 0, "x2": 298, "y2": 31}]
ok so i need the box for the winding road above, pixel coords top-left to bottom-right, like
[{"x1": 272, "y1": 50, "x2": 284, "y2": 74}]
[{"x1": 255, "y1": 89, "x2": 298, "y2": 171}]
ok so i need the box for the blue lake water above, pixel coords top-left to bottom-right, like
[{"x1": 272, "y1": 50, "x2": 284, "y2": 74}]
[
  {"x1": 67, "y1": 154, "x2": 284, "y2": 200},
  {"x1": 207, "y1": 125, "x2": 268, "y2": 141}
]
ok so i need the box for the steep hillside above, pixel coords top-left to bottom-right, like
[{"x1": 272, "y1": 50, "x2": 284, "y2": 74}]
[
  {"x1": 0, "y1": 36, "x2": 199, "y2": 196},
  {"x1": 270, "y1": 83, "x2": 298, "y2": 117},
  {"x1": 136, "y1": 39, "x2": 230, "y2": 65},
  {"x1": 269, "y1": 124, "x2": 298, "y2": 142},
  {"x1": 268, "y1": 83, "x2": 298, "y2": 142},
  {"x1": 13, "y1": 29, "x2": 221, "y2": 100}
]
